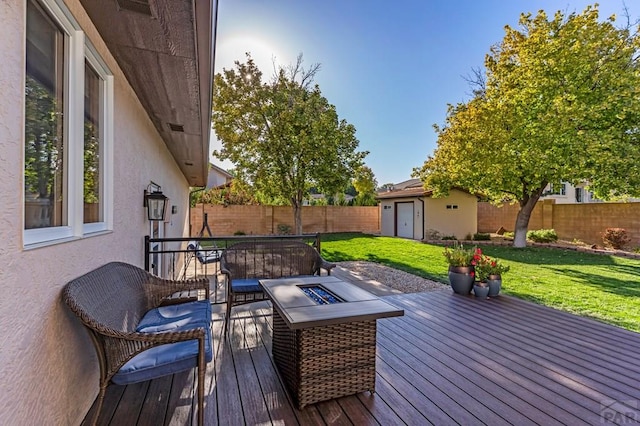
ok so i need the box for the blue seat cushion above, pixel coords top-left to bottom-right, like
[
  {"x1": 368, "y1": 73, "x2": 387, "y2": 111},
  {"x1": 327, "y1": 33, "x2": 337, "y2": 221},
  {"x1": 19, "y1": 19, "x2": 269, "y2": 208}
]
[
  {"x1": 231, "y1": 276, "x2": 316, "y2": 293},
  {"x1": 112, "y1": 325, "x2": 212, "y2": 385},
  {"x1": 136, "y1": 300, "x2": 211, "y2": 333},
  {"x1": 231, "y1": 278, "x2": 263, "y2": 293}
]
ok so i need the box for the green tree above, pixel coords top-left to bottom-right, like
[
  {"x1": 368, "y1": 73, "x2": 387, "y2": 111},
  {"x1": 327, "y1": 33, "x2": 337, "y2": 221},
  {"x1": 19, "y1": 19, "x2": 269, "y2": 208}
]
[
  {"x1": 191, "y1": 180, "x2": 258, "y2": 206},
  {"x1": 415, "y1": 5, "x2": 640, "y2": 247},
  {"x1": 344, "y1": 184, "x2": 357, "y2": 197},
  {"x1": 213, "y1": 54, "x2": 366, "y2": 233},
  {"x1": 24, "y1": 75, "x2": 62, "y2": 200},
  {"x1": 352, "y1": 165, "x2": 378, "y2": 206},
  {"x1": 378, "y1": 183, "x2": 395, "y2": 192}
]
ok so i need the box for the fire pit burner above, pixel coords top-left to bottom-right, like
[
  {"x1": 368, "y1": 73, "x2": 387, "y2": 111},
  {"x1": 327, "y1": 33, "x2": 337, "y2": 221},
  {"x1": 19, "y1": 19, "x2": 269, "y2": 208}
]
[{"x1": 299, "y1": 285, "x2": 343, "y2": 305}]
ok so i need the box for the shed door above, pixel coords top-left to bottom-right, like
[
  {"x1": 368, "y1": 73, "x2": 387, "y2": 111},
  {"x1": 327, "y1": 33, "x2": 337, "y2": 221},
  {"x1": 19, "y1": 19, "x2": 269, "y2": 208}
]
[{"x1": 396, "y1": 202, "x2": 414, "y2": 239}]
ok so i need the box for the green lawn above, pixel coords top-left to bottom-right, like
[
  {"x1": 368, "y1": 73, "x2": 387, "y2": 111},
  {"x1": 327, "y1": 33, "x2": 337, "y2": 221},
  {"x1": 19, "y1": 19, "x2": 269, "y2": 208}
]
[{"x1": 320, "y1": 233, "x2": 640, "y2": 333}]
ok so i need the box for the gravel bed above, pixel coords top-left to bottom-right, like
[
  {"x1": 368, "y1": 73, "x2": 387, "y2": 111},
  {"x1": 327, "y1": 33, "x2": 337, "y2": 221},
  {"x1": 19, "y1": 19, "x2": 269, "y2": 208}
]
[{"x1": 337, "y1": 261, "x2": 448, "y2": 294}]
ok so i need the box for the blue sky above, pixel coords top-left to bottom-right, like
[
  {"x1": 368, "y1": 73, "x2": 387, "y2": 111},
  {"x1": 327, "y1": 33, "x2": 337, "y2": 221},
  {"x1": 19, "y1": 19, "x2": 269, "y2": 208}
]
[{"x1": 211, "y1": 0, "x2": 638, "y2": 186}]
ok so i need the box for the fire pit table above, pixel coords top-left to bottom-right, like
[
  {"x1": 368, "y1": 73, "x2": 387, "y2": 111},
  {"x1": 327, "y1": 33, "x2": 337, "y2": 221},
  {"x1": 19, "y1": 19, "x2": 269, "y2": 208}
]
[{"x1": 259, "y1": 276, "x2": 404, "y2": 409}]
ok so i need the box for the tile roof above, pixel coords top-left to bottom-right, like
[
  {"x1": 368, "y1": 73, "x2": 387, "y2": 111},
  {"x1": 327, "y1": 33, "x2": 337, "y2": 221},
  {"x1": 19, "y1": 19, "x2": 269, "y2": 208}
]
[{"x1": 376, "y1": 179, "x2": 433, "y2": 199}]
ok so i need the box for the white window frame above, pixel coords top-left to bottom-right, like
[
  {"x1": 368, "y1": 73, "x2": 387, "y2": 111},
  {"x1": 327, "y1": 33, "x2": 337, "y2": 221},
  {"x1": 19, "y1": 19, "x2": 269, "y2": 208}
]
[
  {"x1": 23, "y1": 0, "x2": 114, "y2": 248},
  {"x1": 83, "y1": 44, "x2": 114, "y2": 235}
]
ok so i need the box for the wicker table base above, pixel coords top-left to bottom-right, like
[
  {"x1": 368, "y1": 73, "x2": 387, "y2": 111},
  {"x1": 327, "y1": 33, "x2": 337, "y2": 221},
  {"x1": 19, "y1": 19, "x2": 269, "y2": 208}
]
[
  {"x1": 272, "y1": 310, "x2": 376, "y2": 409},
  {"x1": 261, "y1": 276, "x2": 403, "y2": 408}
]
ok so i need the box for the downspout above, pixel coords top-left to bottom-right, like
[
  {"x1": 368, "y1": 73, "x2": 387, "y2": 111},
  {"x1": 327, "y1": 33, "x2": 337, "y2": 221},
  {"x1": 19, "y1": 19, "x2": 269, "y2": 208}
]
[
  {"x1": 419, "y1": 197, "x2": 425, "y2": 240},
  {"x1": 189, "y1": 187, "x2": 206, "y2": 237}
]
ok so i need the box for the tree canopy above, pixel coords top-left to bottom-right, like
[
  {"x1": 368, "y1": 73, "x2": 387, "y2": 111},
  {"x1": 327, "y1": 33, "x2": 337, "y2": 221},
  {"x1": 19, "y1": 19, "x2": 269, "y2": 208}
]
[
  {"x1": 352, "y1": 165, "x2": 379, "y2": 206},
  {"x1": 213, "y1": 54, "x2": 367, "y2": 233},
  {"x1": 414, "y1": 5, "x2": 640, "y2": 247}
]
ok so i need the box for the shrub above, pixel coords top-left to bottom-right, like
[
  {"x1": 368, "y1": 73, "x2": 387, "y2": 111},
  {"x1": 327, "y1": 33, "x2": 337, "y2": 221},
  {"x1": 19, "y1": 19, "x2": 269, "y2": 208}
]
[
  {"x1": 602, "y1": 228, "x2": 631, "y2": 250},
  {"x1": 503, "y1": 231, "x2": 514, "y2": 239},
  {"x1": 276, "y1": 224, "x2": 291, "y2": 235},
  {"x1": 472, "y1": 248, "x2": 510, "y2": 281},
  {"x1": 441, "y1": 235, "x2": 457, "y2": 240},
  {"x1": 424, "y1": 229, "x2": 441, "y2": 240},
  {"x1": 527, "y1": 229, "x2": 558, "y2": 243},
  {"x1": 443, "y1": 243, "x2": 476, "y2": 267},
  {"x1": 233, "y1": 230, "x2": 246, "y2": 236},
  {"x1": 473, "y1": 233, "x2": 491, "y2": 241}
]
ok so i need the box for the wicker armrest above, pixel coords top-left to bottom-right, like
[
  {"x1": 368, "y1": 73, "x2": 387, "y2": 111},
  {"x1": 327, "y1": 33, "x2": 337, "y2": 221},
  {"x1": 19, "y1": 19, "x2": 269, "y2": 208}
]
[
  {"x1": 159, "y1": 296, "x2": 198, "y2": 306},
  {"x1": 319, "y1": 259, "x2": 336, "y2": 274},
  {"x1": 130, "y1": 326, "x2": 206, "y2": 344},
  {"x1": 147, "y1": 276, "x2": 210, "y2": 308}
]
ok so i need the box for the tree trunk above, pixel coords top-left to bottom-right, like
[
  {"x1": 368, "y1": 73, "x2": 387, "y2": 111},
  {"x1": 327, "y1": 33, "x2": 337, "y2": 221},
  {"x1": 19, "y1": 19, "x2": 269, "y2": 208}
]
[
  {"x1": 292, "y1": 201, "x2": 303, "y2": 235},
  {"x1": 513, "y1": 196, "x2": 540, "y2": 248}
]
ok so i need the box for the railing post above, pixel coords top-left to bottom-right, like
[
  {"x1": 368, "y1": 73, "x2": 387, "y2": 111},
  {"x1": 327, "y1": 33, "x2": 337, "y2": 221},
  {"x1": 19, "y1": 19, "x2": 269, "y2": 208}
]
[{"x1": 144, "y1": 235, "x2": 150, "y2": 271}]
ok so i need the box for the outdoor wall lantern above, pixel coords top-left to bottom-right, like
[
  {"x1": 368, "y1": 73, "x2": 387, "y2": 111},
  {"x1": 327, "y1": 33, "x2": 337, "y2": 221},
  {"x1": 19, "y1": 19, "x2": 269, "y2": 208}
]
[{"x1": 144, "y1": 185, "x2": 168, "y2": 221}]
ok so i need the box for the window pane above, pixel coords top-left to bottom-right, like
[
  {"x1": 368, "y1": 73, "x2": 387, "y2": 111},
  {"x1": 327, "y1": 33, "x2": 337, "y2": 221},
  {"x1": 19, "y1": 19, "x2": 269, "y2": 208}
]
[
  {"x1": 24, "y1": 0, "x2": 66, "y2": 229},
  {"x1": 84, "y1": 61, "x2": 102, "y2": 223}
]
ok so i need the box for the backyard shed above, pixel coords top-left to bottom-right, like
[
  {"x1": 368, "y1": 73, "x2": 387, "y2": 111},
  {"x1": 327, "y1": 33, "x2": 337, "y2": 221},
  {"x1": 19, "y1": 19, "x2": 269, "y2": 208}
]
[{"x1": 377, "y1": 179, "x2": 477, "y2": 240}]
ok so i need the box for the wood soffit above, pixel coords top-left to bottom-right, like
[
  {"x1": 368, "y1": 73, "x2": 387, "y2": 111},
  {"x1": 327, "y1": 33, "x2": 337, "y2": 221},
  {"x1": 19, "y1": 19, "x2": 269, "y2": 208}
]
[{"x1": 80, "y1": 0, "x2": 216, "y2": 186}]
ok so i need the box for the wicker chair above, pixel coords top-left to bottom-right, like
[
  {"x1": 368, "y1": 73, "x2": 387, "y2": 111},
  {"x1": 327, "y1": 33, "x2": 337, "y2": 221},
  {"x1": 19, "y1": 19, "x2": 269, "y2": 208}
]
[
  {"x1": 220, "y1": 240, "x2": 335, "y2": 334},
  {"x1": 62, "y1": 262, "x2": 212, "y2": 426}
]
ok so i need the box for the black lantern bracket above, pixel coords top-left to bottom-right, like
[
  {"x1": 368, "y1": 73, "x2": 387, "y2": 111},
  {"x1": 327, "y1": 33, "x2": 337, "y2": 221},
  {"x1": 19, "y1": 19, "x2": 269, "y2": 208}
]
[{"x1": 143, "y1": 183, "x2": 168, "y2": 221}]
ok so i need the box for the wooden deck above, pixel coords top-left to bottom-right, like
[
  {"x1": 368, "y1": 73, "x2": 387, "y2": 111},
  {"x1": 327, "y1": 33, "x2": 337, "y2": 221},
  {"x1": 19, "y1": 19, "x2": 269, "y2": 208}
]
[{"x1": 84, "y1": 287, "x2": 640, "y2": 425}]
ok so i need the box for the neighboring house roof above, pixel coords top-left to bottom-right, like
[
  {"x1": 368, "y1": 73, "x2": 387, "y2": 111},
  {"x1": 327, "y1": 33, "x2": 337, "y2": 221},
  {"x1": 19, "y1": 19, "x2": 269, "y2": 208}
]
[
  {"x1": 80, "y1": 0, "x2": 217, "y2": 186},
  {"x1": 207, "y1": 164, "x2": 234, "y2": 189},
  {"x1": 209, "y1": 163, "x2": 233, "y2": 179},
  {"x1": 376, "y1": 179, "x2": 433, "y2": 199}
]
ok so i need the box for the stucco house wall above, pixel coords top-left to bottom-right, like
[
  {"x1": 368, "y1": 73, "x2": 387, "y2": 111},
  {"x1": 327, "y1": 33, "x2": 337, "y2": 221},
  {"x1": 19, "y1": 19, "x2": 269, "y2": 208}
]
[{"x1": 0, "y1": 1, "x2": 190, "y2": 424}]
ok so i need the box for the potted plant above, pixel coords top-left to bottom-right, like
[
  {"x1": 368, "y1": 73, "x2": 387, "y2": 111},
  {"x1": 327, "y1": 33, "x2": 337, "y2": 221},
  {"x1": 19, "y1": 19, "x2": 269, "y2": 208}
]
[
  {"x1": 443, "y1": 244, "x2": 477, "y2": 294},
  {"x1": 473, "y1": 280, "x2": 490, "y2": 299},
  {"x1": 473, "y1": 251, "x2": 510, "y2": 297}
]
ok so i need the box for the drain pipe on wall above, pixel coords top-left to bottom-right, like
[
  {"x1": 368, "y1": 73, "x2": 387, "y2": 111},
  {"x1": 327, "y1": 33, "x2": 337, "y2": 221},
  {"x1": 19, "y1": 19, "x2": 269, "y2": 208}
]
[
  {"x1": 189, "y1": 187, "x2": 206, "y2": 237},
  {"x1": 419, "y1": 198, "x2": 425, "y2": 240}
]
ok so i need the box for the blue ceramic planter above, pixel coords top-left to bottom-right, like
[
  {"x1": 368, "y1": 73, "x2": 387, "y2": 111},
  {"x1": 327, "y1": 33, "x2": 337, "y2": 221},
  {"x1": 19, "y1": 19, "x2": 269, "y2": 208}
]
[
  {"x1": 487, "y1": 275, "x2": 502, "y2": 297},
  {"x1": 448, "y1": 266, "x2": 475, "y2": 294},
  {"x1": 473, "y1": 282, "x2": 490, "y2": 299}
]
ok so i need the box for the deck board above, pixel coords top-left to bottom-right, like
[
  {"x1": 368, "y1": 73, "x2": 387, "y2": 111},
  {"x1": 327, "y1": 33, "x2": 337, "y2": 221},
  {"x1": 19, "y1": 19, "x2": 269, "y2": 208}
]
[
  {"x1": 431, "y1": 294, "x2": 640, "y2": 400},
  {"x1": 385, "y1": 296, "x2": 593, "y2": 424},
  {"x1": 86, "y1": 287, "x2": 640, "y2": 425}
]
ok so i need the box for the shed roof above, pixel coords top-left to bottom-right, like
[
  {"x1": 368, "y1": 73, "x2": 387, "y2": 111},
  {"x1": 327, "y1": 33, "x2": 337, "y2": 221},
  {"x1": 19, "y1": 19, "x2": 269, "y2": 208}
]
[{"x1": 376, "y1": 179, "x2": 433, "y2": 199}]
